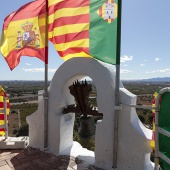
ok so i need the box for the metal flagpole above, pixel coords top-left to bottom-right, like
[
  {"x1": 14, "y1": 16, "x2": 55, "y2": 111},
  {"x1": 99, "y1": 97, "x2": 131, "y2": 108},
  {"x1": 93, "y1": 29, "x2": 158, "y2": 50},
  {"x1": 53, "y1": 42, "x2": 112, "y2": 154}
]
[
  {"x1": 44, "y1": 0, "x2": 49, "y2": 149},
  {"x1": 113, "y1": 0, "x2": 122, "y2": 169}
]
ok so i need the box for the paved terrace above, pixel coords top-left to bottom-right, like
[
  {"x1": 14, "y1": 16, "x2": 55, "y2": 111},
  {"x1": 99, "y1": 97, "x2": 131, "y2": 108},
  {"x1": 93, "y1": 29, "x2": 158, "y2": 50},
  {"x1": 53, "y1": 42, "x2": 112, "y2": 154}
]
[{"x1": 0, "y1": 147, "x2": 103, "y2": 170}]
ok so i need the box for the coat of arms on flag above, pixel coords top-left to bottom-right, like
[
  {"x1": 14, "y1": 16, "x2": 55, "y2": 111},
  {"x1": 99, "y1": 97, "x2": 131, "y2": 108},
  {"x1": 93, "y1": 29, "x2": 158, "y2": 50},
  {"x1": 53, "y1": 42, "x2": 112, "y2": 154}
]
[
  {"x1": 97, "y1": 0, "x2": 118, "y2": 24},
  {"x1": 16, "y1": 21, "x2": 40, "y2": 48}
]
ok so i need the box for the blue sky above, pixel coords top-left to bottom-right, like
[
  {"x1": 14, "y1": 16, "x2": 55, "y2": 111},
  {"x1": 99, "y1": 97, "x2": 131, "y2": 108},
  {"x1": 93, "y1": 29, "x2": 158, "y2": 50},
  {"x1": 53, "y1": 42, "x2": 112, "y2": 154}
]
[{"x1": 0, "y1": 0, "x2": 170, "y2": 80}]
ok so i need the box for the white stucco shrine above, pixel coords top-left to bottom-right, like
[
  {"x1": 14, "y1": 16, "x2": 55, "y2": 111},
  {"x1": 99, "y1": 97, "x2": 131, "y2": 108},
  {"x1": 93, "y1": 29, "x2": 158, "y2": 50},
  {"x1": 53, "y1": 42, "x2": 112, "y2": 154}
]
[{"x1": 27, "y1": 58, "x2": 154, "y2": 170}]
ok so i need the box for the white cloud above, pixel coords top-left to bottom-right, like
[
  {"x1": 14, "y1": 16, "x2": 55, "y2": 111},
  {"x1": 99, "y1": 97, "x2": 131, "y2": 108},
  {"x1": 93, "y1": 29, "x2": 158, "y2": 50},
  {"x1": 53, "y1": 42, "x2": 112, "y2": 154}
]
[
  {"x1": 122, "y1": 64, "x2": 128, "y2": 67},
  {"x1": 120, "y1": 69, "x2": 133, "y2": 73},
  {"x1": 26, "y1": 63, "x2": 31, "y2": 66},
  {"x1": 155, "y1": 58, "x2": 161, "y2": 61},
  {"x1": 22, "y1": 68, "x2": 44, "y2": 72},
  {"x1": 22, "y1": 68, "x2": 56, "y2": 73},
  {"x1": 140, "y1": 64, "x2": 145, "y2": 67},
  {"x1": 145, "y1": 71, "x2": 153, "y2": 73},
  {"x1": 159, "y1": 69, "x2": 170, "y2": 73},
  {"x1": 49, "y1": 69, "x2": 57, "y2": 73},
  {"x1": 121, "y1": 55, "x2": 133, "y2": 63},
  {"x1": 145, "y1": 69, "x2": 170, "y2": 74}
]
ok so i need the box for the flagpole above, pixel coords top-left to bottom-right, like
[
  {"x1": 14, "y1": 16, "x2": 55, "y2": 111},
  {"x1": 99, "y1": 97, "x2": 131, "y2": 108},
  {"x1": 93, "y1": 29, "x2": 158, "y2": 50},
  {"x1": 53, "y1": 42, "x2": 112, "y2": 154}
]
[
  {"x1": 44, "y1": 0, "x2": 49, "y2": 149},
  {"x1": 113, "y1": 0, "x2": 122, "y2": 169}
]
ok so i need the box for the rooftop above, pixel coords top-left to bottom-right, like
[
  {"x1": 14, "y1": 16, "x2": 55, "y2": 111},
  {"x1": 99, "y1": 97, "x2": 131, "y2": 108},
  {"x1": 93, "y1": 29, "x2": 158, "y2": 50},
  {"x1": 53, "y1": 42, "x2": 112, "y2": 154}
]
[{"x1": 0, "y1": 147, "x2": 103, "y2": 170}]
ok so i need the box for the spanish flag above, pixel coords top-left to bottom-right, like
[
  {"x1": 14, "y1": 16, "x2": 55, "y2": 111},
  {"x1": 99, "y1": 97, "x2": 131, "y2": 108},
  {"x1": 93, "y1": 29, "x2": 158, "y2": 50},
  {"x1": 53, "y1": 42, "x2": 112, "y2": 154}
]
[
  {"x1": 48, "y1": 0, "x2": 120, "y2": 65},
  {"x1": 0, "y1": 0, "x2": 46, "y2": 70},
  {"x1": 0, "y1": 86, "x2": 10, "y2": 136}
]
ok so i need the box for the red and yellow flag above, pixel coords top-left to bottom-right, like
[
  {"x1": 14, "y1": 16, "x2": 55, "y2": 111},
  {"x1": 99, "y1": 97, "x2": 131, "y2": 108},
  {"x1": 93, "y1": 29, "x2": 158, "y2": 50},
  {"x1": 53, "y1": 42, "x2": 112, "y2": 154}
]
[
  {"x1": 151, "y1": 91, "x2": 162, "y2": 150},
  {"x1": 0, "y1": 0, "x2": 46, "y2": 70},
  {"x1": 48, "y1": 0, "x2": 119, "y2": 65},
  {"x1": 0, "y1": 86, "x2": 10, "y2": 136}
]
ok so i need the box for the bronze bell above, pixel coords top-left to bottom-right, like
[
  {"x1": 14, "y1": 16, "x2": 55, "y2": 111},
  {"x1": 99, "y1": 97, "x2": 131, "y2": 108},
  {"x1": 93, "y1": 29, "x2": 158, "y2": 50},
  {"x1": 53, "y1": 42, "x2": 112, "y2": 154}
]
[{"x1": 78, "y1": 115, "x2": 96, "y2": 139}]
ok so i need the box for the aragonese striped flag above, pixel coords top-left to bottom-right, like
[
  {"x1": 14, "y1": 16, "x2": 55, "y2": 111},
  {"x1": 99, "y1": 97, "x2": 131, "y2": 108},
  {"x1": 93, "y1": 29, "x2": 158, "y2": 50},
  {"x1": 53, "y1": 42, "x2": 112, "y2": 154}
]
[
  {"x1": 0, "y1": 86, "x2": 10, "y2": 137},
  {"x1": 0, "y1": 0, "x2": 46, "y2": 70},
  {"x1": 48, "y1": 0, "x2": 120, "y2": 65}
]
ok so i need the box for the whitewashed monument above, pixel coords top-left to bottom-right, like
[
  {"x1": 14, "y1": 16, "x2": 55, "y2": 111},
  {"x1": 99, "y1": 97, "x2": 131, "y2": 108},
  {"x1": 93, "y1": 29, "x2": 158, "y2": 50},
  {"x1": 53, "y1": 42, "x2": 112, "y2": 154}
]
[{"x1": 27, "y1": 58, "x2": 154, "y2": 170}]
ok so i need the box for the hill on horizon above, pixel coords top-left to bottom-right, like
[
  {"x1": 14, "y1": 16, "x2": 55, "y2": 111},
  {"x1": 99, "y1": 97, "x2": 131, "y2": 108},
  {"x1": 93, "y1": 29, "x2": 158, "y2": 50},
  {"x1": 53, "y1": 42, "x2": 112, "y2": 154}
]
[{"x1": 123, "y1": 77, "x2": 170, "y2": 82}]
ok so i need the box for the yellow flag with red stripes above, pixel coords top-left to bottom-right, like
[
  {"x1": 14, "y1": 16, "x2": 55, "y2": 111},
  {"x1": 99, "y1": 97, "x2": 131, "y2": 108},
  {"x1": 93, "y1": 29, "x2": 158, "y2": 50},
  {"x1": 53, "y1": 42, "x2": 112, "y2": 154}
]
[
  {"x1": 48, "y1": 0, "x2": 120, "y2": 65},
  {"x1": 0, "y1": 86, "x2": 10, "y2": 136}
]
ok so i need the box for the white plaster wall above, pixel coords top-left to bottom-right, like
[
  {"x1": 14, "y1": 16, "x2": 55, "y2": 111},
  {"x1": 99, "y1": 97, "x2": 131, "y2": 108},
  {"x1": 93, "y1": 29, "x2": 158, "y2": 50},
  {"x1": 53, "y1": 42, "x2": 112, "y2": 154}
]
[
  {"x1": 26, "y1": 90, "x2": 44, "y2": 149},
  {"x1": 47, "y1": 58, "x2": 123, "y2": 164},
  {"x1": 118, "y1": 88, "x2": 153, "y2": 170},
  {"x1": 27, "y1": 58, "x2": 153, "y2": 170}
]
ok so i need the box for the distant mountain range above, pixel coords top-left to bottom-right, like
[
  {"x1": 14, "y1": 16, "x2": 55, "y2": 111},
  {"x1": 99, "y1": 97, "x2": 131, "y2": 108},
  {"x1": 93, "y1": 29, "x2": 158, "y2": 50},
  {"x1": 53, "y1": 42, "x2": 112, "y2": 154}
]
[{"x1": 123, "y1": 77, "x2": 170, "y2": 82}]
